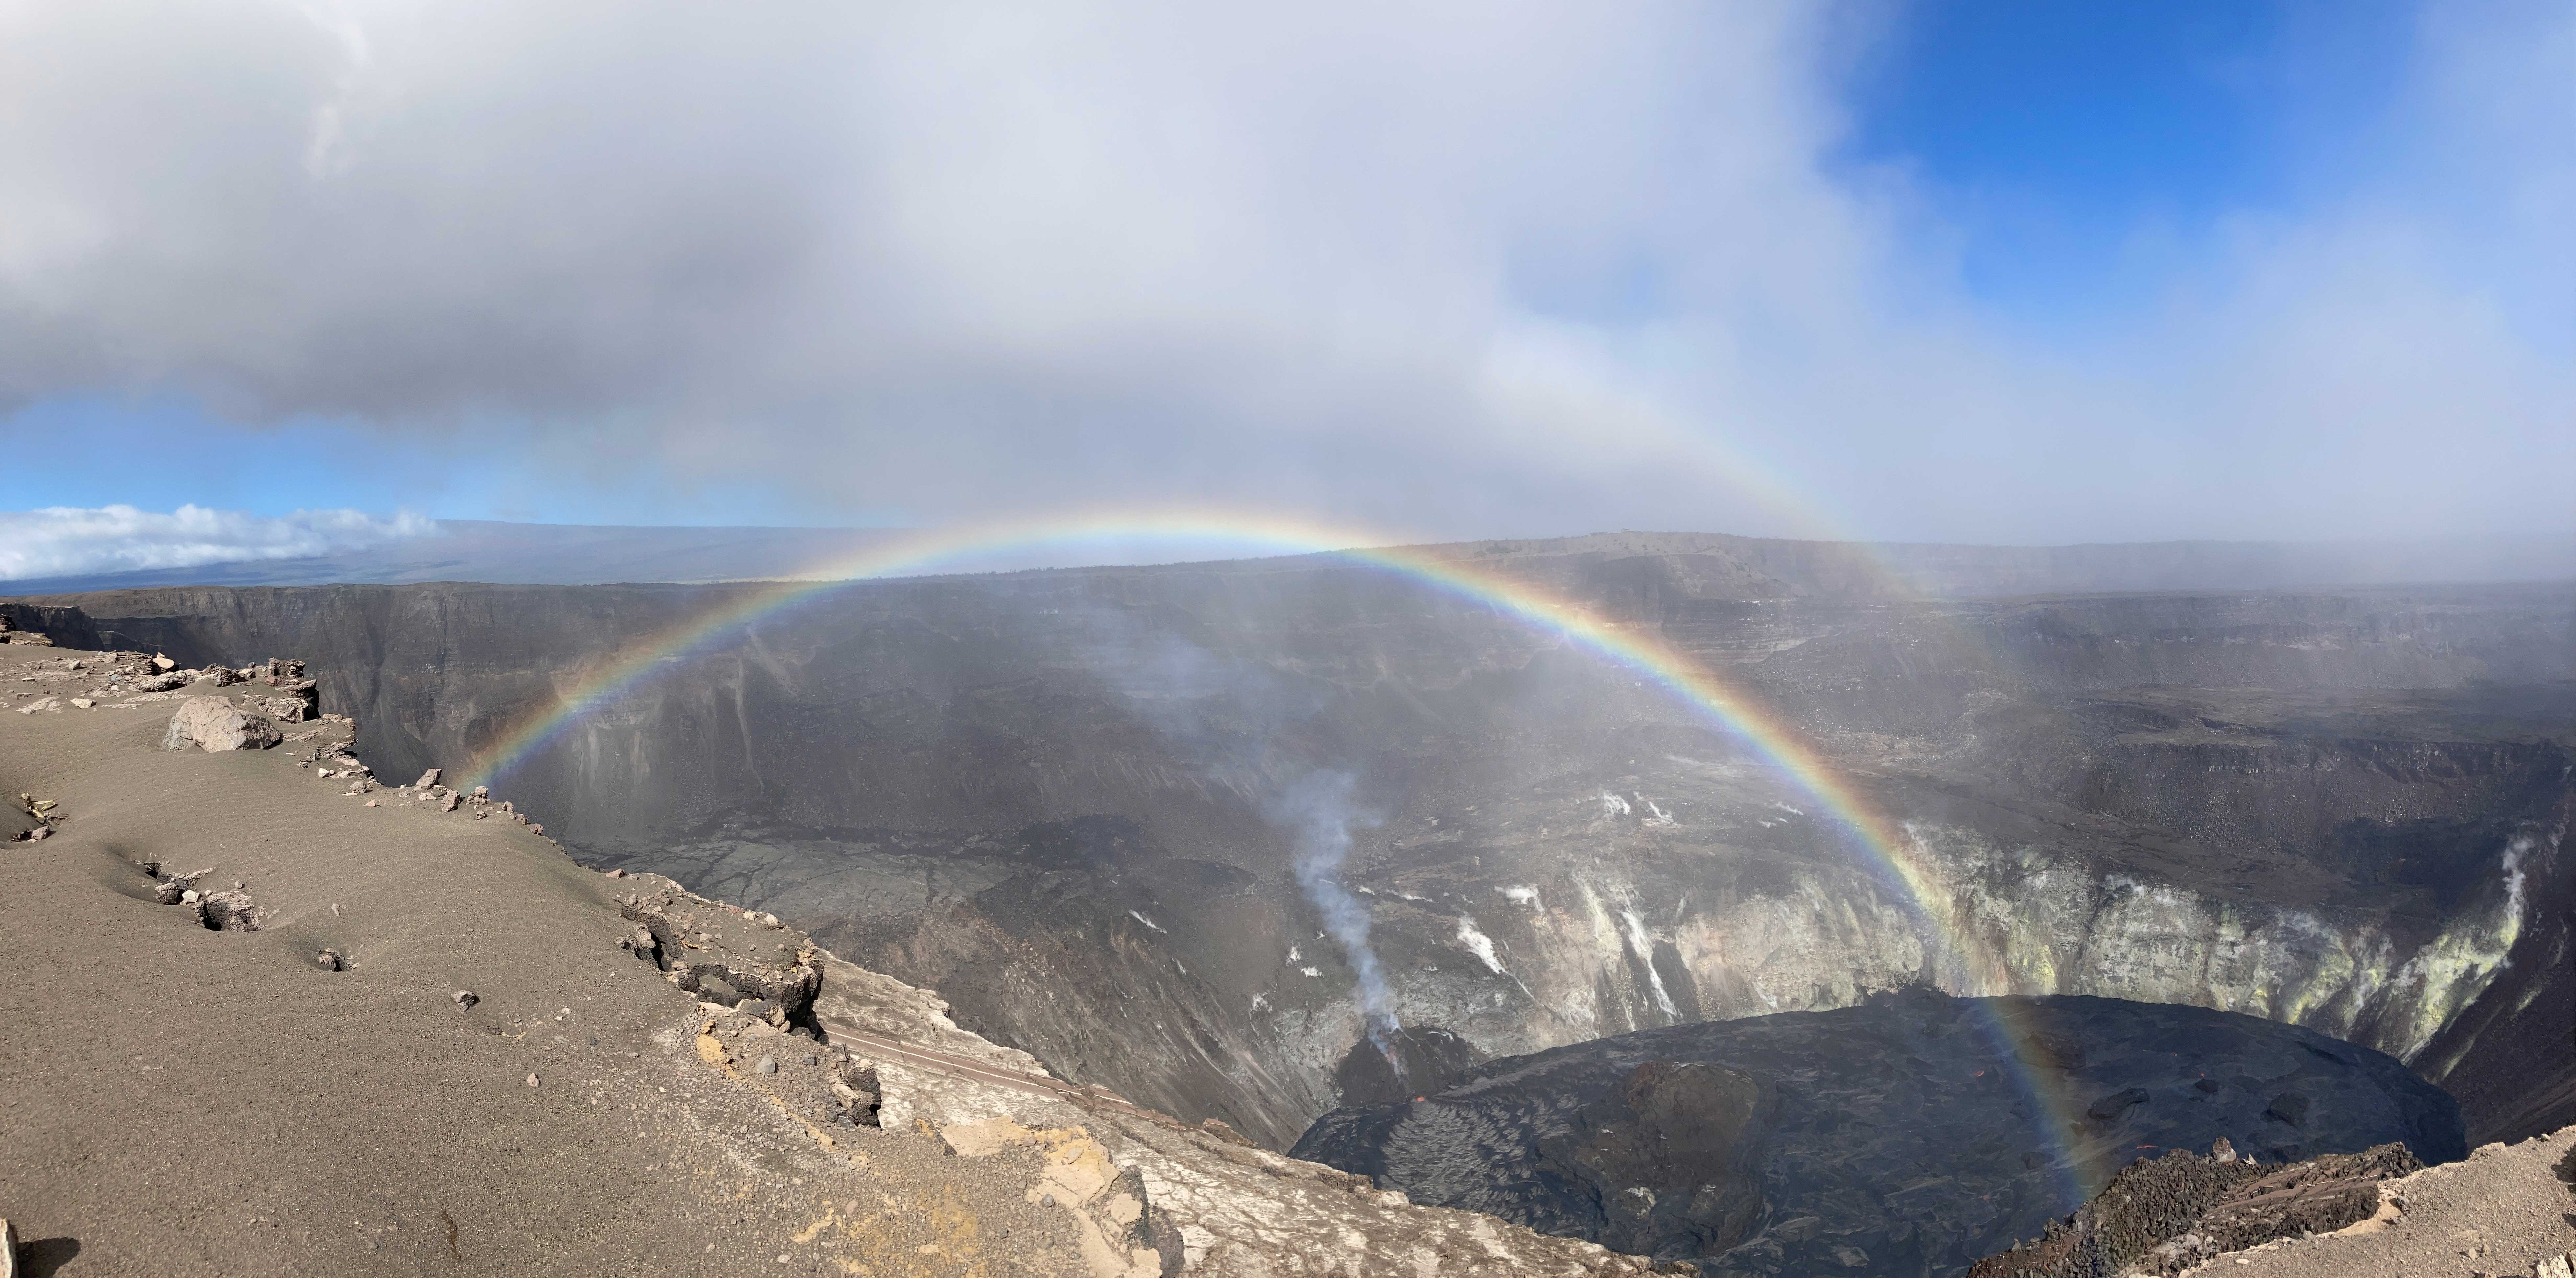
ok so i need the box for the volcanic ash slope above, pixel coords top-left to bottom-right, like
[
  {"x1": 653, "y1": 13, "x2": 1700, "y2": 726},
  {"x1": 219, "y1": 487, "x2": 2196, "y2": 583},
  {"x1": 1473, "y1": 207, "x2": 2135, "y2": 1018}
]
[{"x1": 0, "y1": 639, "x2": 1678, "y2": 1277}]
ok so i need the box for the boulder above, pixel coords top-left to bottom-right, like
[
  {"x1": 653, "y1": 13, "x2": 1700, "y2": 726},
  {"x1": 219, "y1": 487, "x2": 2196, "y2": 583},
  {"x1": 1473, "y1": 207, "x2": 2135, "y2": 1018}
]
[
  {"x1": 415, "y1": 768, "x2": 441, "y2": 788},
  {"x1": 199, "y1": 889, "x2": 262, "y2": 931},
  {"x1": 161, "y1": 697, "x2": 283, "y2": 752}
]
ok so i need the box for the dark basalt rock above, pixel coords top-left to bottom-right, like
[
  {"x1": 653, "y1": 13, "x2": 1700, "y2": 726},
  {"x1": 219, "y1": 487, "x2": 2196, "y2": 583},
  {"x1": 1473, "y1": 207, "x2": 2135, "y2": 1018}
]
[
  {"x1": 1333, "y1": 1025, "x2": 1482, "y2": 1108},
  {"x1": 1290, "y1": 989, "x2": 2464, "y2": 1277}
]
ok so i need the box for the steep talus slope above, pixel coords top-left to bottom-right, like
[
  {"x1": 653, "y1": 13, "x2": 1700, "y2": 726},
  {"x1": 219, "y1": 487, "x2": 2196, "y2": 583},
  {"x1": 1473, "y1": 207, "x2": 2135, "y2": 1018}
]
[
  {"x1": 7, "y1": 543, "x2": 2566, "y2": 1153},
  {"x1": 1288, "y1": 989, "x2": 2464, "y2": 1277}
]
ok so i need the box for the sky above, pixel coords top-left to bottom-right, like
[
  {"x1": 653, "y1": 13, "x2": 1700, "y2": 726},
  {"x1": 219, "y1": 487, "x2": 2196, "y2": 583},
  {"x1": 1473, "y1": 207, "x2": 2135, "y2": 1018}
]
[{"x1": 0, "y1": 0, "x2": 2567, "y2": 575}]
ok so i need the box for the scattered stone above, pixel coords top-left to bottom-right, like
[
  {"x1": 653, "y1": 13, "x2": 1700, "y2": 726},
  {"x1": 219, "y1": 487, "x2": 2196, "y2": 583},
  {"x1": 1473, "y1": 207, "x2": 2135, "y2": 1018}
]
[
  {"x1": 161, "y1": 696, "x2": 283, "y2": 752},
  {"x1": 452, "y1": 990, "x2": 478, "y2": 1009},
  {"x1": 316, "y1": 949, "x2": 344, "y2": 971},
  {"x1": 152, "y1": 653, "x2": 176, "y2": 671},
  {"x1": 414, "y1": 768, "x2": 441, "y2": 788},
  {"x1": 754, "y1": 1055, "x2": 778, "y2": 1075},
  {"x1": 525, "y1": 1073, "x2": 540, "y2": 1088},
  {"x1": 438, "y1": 791, "x2": 460, "y2": 812},
  {"x1": 199, "y1": 890, "x2": 262, "y2": 931}
]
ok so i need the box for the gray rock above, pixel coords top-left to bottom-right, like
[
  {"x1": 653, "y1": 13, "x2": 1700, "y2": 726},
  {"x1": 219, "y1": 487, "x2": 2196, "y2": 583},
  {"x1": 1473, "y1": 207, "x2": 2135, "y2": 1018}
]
[
  {"x1": 199, "y1": 890, "x2": 261, "y2": 931},
  {"x1": 316, "y1": 949, "x2": 344, "y2": 971},
  {"x1": 415, "y1": 768, "x2": 441, "y2": 788},
  {"x1": 732, "y1": 997, "x2": 777, "y2": 1020},
  {"x1": 754, "y1": 1055, "x2": 778, "y2": 1075},
  {"x1": 525, "y1": 1073, "x2": 540, "y2": 1088},
  {"x1": 161, "y1": 696, "x2": 283, "y2": 752},
  {"x1": 452, "y1": 990, "x2": 478, "y2": 1009}
]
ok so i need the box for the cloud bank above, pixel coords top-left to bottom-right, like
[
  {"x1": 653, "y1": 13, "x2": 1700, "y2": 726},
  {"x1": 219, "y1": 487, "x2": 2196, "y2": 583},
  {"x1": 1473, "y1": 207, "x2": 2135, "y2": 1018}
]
[
  {"x1": 0, "y1": 506, "x2": 433, "y2": 581},
  {"x1": 0, "y1": 1, "x2": 2565, "y2": 543}
]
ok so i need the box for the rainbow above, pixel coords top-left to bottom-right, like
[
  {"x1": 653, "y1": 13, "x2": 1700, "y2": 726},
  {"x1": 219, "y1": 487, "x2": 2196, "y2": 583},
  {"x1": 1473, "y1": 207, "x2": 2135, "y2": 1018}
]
[{"x1": 463, "y1": 507, "x2": 2111, "y2": 1198}]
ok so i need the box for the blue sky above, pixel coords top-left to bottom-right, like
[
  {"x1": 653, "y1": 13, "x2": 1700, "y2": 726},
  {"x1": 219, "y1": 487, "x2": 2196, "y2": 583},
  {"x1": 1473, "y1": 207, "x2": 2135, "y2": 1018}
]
[
  {"x1": 1844, "y1": 0, "x2": 2415, "y2": 319},
  {"x1": 0, "y1": 0, "x2": 2564, "y2": 560}
]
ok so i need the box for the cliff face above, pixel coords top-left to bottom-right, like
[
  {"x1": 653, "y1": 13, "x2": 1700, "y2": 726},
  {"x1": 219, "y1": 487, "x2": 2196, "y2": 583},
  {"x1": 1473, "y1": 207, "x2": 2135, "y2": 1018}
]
[{"x1": 10, "y1": 547, "x2": 2567, "y2": 1150}]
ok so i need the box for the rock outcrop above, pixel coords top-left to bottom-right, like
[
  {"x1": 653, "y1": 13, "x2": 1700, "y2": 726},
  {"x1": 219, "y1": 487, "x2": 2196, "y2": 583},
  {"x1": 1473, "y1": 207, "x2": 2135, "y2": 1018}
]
[{"x1": 159, "y1": 694, "x2": 281, "y2": 752}]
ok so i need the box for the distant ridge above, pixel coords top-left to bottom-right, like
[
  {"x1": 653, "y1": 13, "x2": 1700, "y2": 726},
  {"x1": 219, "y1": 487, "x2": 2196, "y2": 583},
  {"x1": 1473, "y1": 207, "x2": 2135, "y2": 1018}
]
[{"x1": 1, "y1": 519, "x2": 2564, "y2": 598}]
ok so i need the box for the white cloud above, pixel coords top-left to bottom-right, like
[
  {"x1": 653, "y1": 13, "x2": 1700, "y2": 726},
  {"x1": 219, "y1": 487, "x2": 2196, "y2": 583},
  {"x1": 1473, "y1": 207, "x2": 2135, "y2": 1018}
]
[
  {"x1": 0, "y1": 505, "x2": 433, "y2": 580},
  {"x1": 0, "y1": 1, "x2": 2564, "y2": 543}
]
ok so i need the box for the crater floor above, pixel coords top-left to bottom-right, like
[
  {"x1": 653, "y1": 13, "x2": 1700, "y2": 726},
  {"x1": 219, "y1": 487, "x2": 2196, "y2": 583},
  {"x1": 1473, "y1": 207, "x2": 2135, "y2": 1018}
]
[{"x1": 1290, "y1": 989, "x2": 2466, "y2": 1278}]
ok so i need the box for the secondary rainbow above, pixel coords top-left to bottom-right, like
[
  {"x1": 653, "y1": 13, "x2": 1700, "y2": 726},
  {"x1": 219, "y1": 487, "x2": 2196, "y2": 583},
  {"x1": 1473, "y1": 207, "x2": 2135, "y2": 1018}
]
[{"x1": 463, "y1": 508, "x2": 2106, "y2": 1195}]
